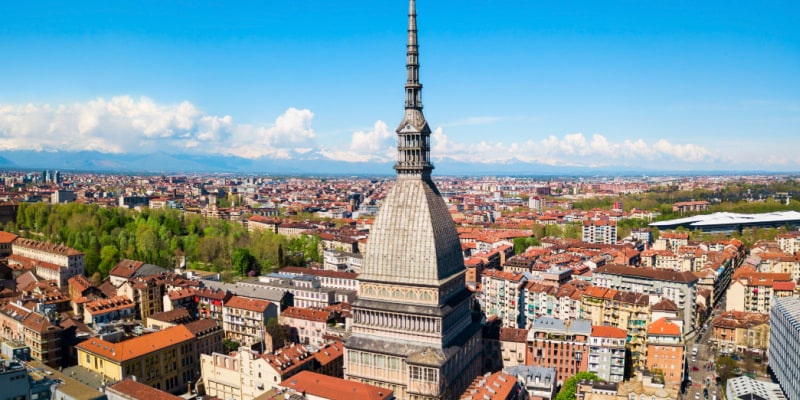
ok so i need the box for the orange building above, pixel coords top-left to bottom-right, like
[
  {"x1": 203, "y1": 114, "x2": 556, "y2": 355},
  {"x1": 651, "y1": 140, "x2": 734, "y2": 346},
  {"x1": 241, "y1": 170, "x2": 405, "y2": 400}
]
[{"x1": 646, "y1": 318, "x2": 685, "y2": 389}]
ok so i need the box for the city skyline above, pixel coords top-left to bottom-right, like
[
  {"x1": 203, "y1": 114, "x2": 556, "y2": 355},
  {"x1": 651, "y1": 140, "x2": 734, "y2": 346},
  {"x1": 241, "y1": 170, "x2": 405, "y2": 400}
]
[{"x1": 0, "y1": 1, "x2": 798, "y2": 172}]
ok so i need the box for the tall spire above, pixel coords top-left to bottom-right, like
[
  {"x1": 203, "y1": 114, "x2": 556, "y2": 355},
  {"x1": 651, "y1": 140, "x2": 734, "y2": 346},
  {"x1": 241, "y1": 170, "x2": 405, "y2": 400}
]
[
  {"x1": 395, "y1": 0, "x2": 433, "y2": 177},
  {"x1": 405, "y1": 0, "x2": 420, "y2": 109}
]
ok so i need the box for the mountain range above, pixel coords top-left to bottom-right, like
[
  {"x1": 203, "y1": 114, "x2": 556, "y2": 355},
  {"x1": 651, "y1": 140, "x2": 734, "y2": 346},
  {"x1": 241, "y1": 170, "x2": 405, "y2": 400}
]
[{"x1": 0, "y1": 150, "x2": 794, "y2": 177}]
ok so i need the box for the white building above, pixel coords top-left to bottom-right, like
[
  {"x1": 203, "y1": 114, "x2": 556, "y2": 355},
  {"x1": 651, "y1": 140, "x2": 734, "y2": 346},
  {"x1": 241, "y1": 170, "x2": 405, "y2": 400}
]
[
  {"x1": 769, "y1": 297, "x2": 800, "y2": 400},
  {"x1": 726, "y1": 376, "x2": 787, "y2": 400},
  {"x1": 582, "y1": 219, "x2": 617, "y2": 244},
  {"x1": 12, "y1": 238, "x2": 84, "y2": 288}
]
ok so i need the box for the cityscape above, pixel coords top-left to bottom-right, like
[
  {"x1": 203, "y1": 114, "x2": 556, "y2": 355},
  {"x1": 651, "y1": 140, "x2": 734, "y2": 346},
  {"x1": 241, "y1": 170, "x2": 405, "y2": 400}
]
[{"x1": 1, "y1": 2, "x2": 799, "y2": 400}]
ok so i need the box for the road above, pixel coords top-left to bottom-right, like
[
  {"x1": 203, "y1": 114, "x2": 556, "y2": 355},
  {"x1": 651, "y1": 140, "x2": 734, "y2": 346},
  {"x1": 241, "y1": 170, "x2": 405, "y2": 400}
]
[{"x1": 684, "y1": 294, "x2": 725, "y2": 400}]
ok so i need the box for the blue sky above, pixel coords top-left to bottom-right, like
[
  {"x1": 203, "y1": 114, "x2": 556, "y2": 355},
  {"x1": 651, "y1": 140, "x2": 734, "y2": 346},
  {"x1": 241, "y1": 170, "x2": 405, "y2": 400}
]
[{"x1": 0, "y1": 1, "x2": 798, "y2": 170}]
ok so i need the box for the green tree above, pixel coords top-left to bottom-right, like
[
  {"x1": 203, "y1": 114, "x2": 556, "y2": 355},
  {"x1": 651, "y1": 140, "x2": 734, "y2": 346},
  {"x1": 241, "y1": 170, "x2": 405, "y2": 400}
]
[
  {"x1": 716, "y1": 355, "x2": 738, "y2": 386},
  {"x1": 222, "y1": 339, "x2": 240, "y2": 353},
  {"x1": 232, "y1": 248, "x2": 257, "y2": 277},
  {"x1": 556, "y1": 372, "x2": 599, "y2": 400}
]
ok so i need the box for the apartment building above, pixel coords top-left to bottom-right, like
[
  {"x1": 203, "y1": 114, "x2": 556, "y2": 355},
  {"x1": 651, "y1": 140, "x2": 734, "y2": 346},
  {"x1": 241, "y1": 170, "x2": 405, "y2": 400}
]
[
  {"x1": 522, "y1": 281, "x2": 583, "y2": 325},
  {"x1": 185, "y1": 319, "x2": 225, "y2": 367},
  {"x1": 645, "y1": 318, "x2": 684, "y2": 390},
  {"x1": 275, "y1": 266, "x2": 360, "y2": 293},
  {"x1": 726, "y1": 270, "x2": 794, "y2": 314},
  {"x1": 21, "y1": 312, "x2": 62, "y2": 368},
  {"x1": 525, "y1": 318, "x2": 591, "y2": 385},
  {"x1": 768, "y1": 297, "x2": 800, "y2": 400},
  {"x1": 222, "y1": 295, "x2": 278, "y2": 346},
  {"x1": 582, "y1": 220, "x2": 617, "y2": 245},
  {"x1": 280, "y1": 306, "x2": 334, "y2": 346},
  {"x1": 76, "y1": 325, "x2": 196, "y2": 394},
  {"x1": 461, "y1": 371, "x2": 524, "y2": 400},
  {"x1": 201, "y1": 341, "x2": 344, "y2": 400},
  {"x1": 503, "y1": 365, "x2": 557, "y2": 400},
  {"x1": 711, "y1": 311, "x2": 770, "y2": 355},
  {"x1": 117, "y1": 275, "x2": 169, "y2": 321},
  {"x1": 592, "y1": 265, "x2": 698, "y2": 338},
  {"x1": 11, "y1": 238, "x2": 84, "y2": 288},
  {"x1": 12, "y1": 238, "x2": 84, "y2": 272},
  {"x1": 481, "y1": 269, "x2": 529, "y2": 328},
  {"x1": 194, "y1": 287, "x2": 231, "y2": 324},
  {"x1": 240, "y1": 277, "x2": 340, "y2": 309},
  {"x1": 776, "y1": 232, "x2": 800, "y2": 254},
  {"x1": 588, "y1": 326, "x2": 626, "y2": 383},
  {"x1": 82, "y1": 296, "x2": 136, "y2": 325},
  {"x1": 580, "y1": 287, "x2": 651, "y2": 370}
]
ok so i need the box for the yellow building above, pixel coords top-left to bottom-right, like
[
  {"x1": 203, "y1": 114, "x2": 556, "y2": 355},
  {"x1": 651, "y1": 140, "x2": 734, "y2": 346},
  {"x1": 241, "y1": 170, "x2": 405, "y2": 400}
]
[{"x1": 76, "y1": 325, "x2": 196, "y2": 394}]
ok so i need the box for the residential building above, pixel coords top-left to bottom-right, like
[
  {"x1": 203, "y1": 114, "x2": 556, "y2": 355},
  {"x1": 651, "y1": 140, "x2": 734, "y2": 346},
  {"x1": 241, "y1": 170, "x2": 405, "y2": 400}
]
[
  {"x1": 185, "y1": 319, "x2": 224, "y2": 367},
  {"x1": 146, "y1": 308, "x2": 193, "y2": 330},
  {"x1": 222, "y1": 295, "x2": 278, "y2": 346},
  {"x1": 324, "y1": 248, "x2": 364, "y2": 273},
  {"x1": 525, "y1": 318, "x2": 591, "y2": 385},
  {"x1": 726, "y1": 270, "x2": 794, "y2": 314},
  {"x1": 201, "y1": 341, "x2": 344, "y2": 400},
  {"x1": 274, "y1": 266, "x2": 360, "y2": 294},
  {"x1": 21, "y1": 312, "x2": 62, "y2": 368},
  {"x1": 0, "y1": 231, "x2": 18, "y2": 257},
  {"x1": 671, "y1": 201, "x2": 710, "y2": 214},
  {"x1": 769, "y1": 297, "x2": 800, "y2": 400},
  {"x1": 82, "y1": 296, "x2": 136, "y2": 325},
  {"x1": 11, "y1": 238, "x2": 84, "y2": 288},
  {"x1": 117, "y1": 275, "x2": 169, "y2": 322},
  {"x1": 592, "y1": 265, "x2": 698, "y2": 338},
  {"x1": 460, "y1": 371, "x2": 525, "y2": 400},
  {"x1": 611, "y1": 371, "x2": 678, "y2": 400},
  {"x1": 504, "y1": 365, "x2": 556, "y2": 400},
  {"x1": 108, "y1": 259, "x2": 168, "y2": 288},
  {"x1": 588, "y1": 326, "x2": 626, "y2": 383},
  {"x1": 105, "y1": 379, "x2": 183, "y2": 400},
  {"x1": 582, "y1": 220, "x2": 617, "y2": 245},
  {"x1": 76, "y1": 325, "x2": 197, "y2": 394},
  {"x1": 777, "y1": 232, "x2": 800, "y2": 255},
  {"x1": 279, "y1": 370, "x2": 395, "y2": 400},
  {"x1": 239, "y1": 277, "x2": 340, "y2": 309},
  {"x1": 280, "y1": 306, "x2": 334, "y2": 346},
  {"x1": 481, "y1": 269, "x2": 528, "y2": 328},
  {"x1": 580, "y1": 287, "x2": 650, "y2": 368},
  {"x1": 522, "y1": 281, "x2": 583, "y2": 325},
  {"x1": 498, "y1": 327, "x2": 528, "y2": 369},
  {"x1": 194, "y1": 287, "x2": 230, "y2": 324},
  {"x1": 645, "y1": 318, "x2": 684, "y2": 390},
  {"x1": 710, "y1": 311, "x2": 770, "y2": 355}
]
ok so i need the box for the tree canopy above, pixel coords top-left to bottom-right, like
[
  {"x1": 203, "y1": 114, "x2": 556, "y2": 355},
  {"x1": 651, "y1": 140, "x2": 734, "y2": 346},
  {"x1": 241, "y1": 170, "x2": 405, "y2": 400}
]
[
  {"x1": 12, "y1": 202, "x2": 321, "y2": 281},
  {"x1": 556, "y1": 371, "x2": 599, "y2": 400}
]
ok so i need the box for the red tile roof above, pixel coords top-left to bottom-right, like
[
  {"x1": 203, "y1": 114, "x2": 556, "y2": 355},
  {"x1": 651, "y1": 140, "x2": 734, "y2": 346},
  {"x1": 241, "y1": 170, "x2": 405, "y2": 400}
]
[
  {"x1": 224, "y1": 295, "x2": 271, "y2": 313},
  {"x1": 76, "y1": 325, "x2": 194, "y2": 362},
  {"x1": 648, "y1": 317, "x2": 681, "y2": 337},
  {"x1": 107, "y1": 379, "x2": 183, "y2": 400},
  {"x1": 280, "y1": 371, "x2": 392, "y2": 400},
  {"x1": 591, "y1": 325, "x2": 627, "y2": 339}
]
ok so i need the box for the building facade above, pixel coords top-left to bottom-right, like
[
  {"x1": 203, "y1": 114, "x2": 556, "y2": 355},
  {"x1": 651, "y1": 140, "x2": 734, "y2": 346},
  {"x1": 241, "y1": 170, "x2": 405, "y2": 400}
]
[
  {"x1": 588, "y1": 326, "x2": 626, "y2": 383},
  {"x1": 344, "y1": 2, "x2": 483, "y2": 399},
  {"x1": 592, "y1": 265, "x2": 698, "y2": 339},
  {"x1": 768, "y1": 297, "x2": 800, "y2": 400}
]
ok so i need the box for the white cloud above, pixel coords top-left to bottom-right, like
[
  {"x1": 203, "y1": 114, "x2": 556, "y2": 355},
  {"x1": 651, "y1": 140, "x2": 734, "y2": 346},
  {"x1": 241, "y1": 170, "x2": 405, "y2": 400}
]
[
  {"x1": 320, "y1": 120, "x2": 396, "y2": 162},
  {"x1": 0, "y1": 96, "x2": 316, "y2": 159},
  {"x1": 429, "y1": 130, "x2": 718, "y2": 166}
]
